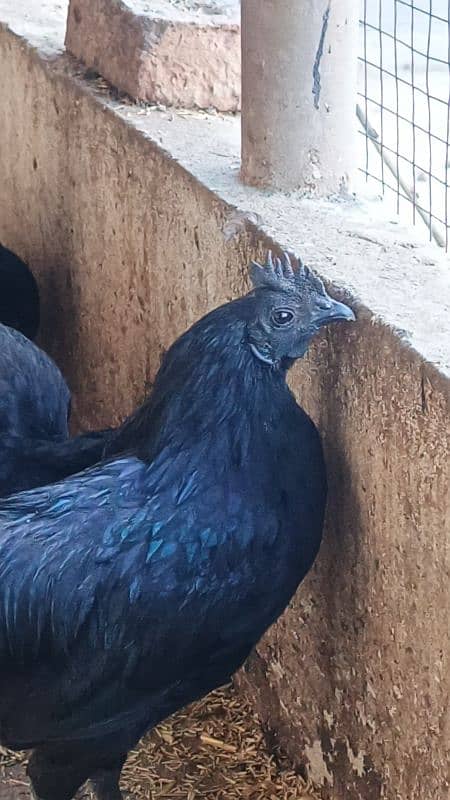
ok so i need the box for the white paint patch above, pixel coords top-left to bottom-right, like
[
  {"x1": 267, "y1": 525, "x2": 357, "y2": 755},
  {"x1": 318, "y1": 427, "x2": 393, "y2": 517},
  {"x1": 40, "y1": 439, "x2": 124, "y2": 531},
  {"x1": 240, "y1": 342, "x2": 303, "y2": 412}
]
[
  {"x1": 323, "y1": 709, "x2": 335, "y2": 728},
  {"x1": 304, "y1": 739, "x2": 334, "y2": 787},
  {"x1": 334, "y1": 687, "x2": 343, "y2": 703},
  {"x1": 270, "y1": 659, "x2": 285, "y2": 681},
  {"x1": 345, "y1": 739, "x2": 366, "y2": 778}
]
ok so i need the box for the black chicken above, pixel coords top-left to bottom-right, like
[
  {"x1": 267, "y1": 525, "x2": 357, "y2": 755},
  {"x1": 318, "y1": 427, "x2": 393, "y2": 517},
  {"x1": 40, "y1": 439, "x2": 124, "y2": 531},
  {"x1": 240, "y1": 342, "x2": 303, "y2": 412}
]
[
  {"x1": 0, "y1": 253, "x2": 354, "y2": 800},
  {"x1": 0, "y1": 245, "x2": 110, "y2": 495},
  {"x1": 0, "y1": 323, "x2": 110, "y2": 497},
  {"x1": 0, "y1": 243, "x2": 40, "y2": 340}
]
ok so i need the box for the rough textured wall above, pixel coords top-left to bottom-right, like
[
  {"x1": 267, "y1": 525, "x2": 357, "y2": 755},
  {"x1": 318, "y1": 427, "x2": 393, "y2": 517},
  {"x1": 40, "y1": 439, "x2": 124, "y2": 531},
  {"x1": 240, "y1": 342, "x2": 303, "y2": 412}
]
[
  {"x1": 0, "y1": 27, "x2": 448, "y2": 800},
  {"x1": 239, "y1": 333, "x2": 449, "y2": 799},
  {"x1": 0, "y1": 34, "x2": 246, "y2": 431}
]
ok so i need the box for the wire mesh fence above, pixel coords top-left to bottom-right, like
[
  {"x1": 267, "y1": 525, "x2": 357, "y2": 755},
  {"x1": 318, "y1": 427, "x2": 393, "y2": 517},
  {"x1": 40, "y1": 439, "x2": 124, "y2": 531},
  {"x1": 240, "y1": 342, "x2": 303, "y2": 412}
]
[{"x1": 358, "y1": 0, "x2": 450, "y2": 250}]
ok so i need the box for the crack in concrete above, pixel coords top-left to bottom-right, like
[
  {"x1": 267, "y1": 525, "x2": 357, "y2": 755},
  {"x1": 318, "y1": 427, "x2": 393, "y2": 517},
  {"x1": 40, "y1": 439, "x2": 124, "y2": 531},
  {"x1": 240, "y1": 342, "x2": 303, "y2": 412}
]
[{"x1": 312, "y1": 1, "x2": 331, "y2": 110}]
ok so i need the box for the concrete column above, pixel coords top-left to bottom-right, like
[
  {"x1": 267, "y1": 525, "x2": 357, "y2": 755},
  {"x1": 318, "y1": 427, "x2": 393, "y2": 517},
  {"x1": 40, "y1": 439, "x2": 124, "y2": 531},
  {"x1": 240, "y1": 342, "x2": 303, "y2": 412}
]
[{"x1": 241, "y1": 0, "x2": 359, "y2": 194}]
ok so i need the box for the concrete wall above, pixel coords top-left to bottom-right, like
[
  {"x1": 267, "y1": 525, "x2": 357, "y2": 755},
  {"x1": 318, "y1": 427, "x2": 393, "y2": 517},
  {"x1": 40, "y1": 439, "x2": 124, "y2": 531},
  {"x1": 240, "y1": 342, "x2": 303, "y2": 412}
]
[
  {"x1": 0, "y1": 18, "x2": 449, "y2": 800},
  {"x1": 0, "y1": 35, "x2": 244, "y2": 431},
  {"x1": 239, "y1": 335, "x2": 450, "y2": 798}
]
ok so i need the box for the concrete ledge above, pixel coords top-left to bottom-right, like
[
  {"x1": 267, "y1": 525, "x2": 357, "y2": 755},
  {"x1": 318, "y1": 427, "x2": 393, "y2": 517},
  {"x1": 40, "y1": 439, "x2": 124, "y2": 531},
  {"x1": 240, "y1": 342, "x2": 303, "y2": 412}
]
[
  {"x1": 65, "y1": 0, "x2": 241, "y2": 110},
  {"x1": 0, "y1": 3, "x2": 449, "y2": 799}
]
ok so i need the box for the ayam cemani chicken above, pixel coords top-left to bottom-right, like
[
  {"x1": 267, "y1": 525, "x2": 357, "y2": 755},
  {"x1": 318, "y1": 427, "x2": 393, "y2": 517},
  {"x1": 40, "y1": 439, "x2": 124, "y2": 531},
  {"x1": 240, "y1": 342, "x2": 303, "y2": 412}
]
[
  {"x1": 0, "y1": 243, "x2": 40, "y2": 341},
  {"x1": 0, "y1": 324, "x2": 111, "y2": 497},
  {"x1": 0, "y1": 244, "x2": 110, "y2": 496},
  {"x1": 0, "y1": 253, "x2": 354, "y2": 800}
]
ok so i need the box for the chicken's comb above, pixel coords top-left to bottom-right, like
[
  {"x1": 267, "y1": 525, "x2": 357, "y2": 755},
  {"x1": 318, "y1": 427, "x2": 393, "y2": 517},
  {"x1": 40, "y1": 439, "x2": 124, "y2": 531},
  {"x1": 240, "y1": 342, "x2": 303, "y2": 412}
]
[{"x1": 249, "y1": 251, "x2": 324, "y2": 293}]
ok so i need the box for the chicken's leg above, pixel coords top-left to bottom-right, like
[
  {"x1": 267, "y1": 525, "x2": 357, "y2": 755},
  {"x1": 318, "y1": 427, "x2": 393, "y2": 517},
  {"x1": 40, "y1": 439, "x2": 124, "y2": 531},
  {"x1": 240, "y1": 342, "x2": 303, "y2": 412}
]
[{"x1": 90, "y1": 764, "x2": 125, "y2": 800}]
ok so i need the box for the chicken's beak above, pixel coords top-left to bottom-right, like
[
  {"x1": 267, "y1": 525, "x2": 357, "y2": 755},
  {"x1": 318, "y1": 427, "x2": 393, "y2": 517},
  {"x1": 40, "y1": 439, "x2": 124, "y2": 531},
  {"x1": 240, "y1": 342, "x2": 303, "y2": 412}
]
[{"x1": 313, "y1": 298, "x2": 355, "y2": 328}]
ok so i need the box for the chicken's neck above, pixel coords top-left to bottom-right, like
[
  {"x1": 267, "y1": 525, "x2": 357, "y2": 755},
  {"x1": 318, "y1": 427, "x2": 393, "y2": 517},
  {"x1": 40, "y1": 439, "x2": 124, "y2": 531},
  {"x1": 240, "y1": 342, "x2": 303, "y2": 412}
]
[{"x1": 108, "y1": 304, "x2": 299, "y2": 463}]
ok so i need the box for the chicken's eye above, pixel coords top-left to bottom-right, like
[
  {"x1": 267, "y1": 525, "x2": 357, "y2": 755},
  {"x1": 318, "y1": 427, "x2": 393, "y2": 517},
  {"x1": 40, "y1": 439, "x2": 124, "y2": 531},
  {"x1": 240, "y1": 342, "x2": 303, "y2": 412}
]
[{"x1": 271, "y1": 308, "x2": 295, "y2": 327}]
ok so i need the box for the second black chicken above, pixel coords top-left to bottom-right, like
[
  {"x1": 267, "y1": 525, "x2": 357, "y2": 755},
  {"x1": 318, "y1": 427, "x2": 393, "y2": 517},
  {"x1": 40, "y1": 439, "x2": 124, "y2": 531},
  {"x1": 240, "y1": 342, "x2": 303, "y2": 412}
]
[
  {"x1": 0, "y1": 243, "x2": 40, "y2": 340},
  {"x1": 0, "y1": 323, "x2": 110, "y2": 496}
]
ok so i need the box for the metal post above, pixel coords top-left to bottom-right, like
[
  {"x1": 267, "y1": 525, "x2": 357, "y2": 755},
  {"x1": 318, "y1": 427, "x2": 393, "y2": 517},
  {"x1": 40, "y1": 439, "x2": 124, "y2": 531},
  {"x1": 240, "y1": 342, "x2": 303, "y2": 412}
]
[{"x1": 241, "y1": 0, "x2": 359, "y2": 194}]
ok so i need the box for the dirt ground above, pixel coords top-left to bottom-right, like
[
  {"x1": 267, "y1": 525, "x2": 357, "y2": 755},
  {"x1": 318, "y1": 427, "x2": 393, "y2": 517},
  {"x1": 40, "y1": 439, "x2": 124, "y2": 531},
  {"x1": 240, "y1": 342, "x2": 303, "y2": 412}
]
[
  {"x1": 0, "y1": 686, "x2": 317, "y2": 800},
  {"x1": 0, "y1": 763, "x2": 97, "y2": 800},
  {"x1": 0, "y1": 765, "x2": 28, "y2": 800}
]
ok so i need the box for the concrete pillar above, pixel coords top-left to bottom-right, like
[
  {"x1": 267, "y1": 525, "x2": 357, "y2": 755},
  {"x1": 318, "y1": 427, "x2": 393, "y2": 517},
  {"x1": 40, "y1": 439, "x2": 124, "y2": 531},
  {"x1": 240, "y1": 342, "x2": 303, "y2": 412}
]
[{"x1": 241, "y1": 0, "x2": 359, "y2": 194}]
